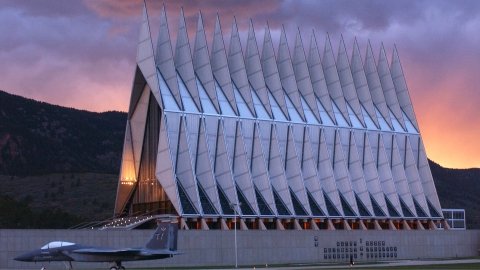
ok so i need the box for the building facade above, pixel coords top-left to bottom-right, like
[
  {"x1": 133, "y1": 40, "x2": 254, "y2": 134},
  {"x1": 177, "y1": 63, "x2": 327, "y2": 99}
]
[{"x1": 114, "y1": 5, "x2": 446, "y2": 231}]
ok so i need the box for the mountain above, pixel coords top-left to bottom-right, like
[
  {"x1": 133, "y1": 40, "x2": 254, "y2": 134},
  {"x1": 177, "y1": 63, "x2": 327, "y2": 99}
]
[
  {"x1": 0, "y1": 90, "x2": 126, "y2": 175},
  {"x1": 0, "y1": 90, "x2": 479, "y2": 228}
]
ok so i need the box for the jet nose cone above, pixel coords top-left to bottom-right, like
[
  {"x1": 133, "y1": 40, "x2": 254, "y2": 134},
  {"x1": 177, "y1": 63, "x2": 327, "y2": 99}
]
[{"x1": 14, "y1": 253, "x2": 33, "y2": 262}]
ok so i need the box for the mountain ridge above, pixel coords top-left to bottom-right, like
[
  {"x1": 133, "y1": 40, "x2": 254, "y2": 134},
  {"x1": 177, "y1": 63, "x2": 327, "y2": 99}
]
[{"x1": 0, "y1": 89, "x2": 478, "y2": 228}]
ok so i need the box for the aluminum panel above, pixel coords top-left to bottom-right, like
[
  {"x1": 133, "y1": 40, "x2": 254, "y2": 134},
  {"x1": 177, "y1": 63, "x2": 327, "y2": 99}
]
[
  {"x1": 211, "y1": 16, "x2": 238, "y2": 115},
  {"x1": 364, "y1": 42, "x2": 392, "y2": 128},
  {"x1": 377, "y1": 45, "x2": 406, "y2": 130},
  {"x1": 155, "y1": 114, "x2": 182, "y2": 215},
  {"x1": 322, "y1": 35, "x2": 351, "y2": 126},
  {"x1": 228, "y1": 19, "x2": 256, "y2": 117},
  {"x1": 175, "y1": 9, "x2": 202, "y2": 111},
  {"x1": 155, "y1": 6, "x2": 182, "y2": 109},
  {"x1": 245, "y1": 21, "x2": 273, "y2": 118},
  {"x1": 261, "y1": 26, "x2": 290, "y2": 120},
  {"x1": 391, "y1": 47, "x2": 419, "y2": 130},
  {"x1": 336, "y1": 37, "x2": 365, "y2": 126},
  {"x1": 350, "y1": 39, "x2": 380, "y2": 128},
  {"x1": 193, "y1": 13, "x2": 221, "y2": 113},
  {"x1": 130, "y1": 85, "x2": 150, "y2": 177}
]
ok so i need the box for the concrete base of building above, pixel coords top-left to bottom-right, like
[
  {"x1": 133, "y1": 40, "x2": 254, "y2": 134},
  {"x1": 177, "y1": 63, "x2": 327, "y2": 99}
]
[{"x1": 2, "y1": 229, "x2": 479, "y2": 269}]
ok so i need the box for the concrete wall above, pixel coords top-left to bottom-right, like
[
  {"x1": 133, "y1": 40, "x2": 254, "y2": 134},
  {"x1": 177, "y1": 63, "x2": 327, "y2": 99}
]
[{"x1": 1, "y1": 229, "x2": 479, "y2": 269}]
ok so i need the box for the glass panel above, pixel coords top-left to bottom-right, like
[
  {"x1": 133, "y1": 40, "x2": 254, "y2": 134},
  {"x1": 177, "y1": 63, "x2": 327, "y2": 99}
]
[
  {"x1": 217, "y1": 185, "x2": 234, "y2": 215},
  {"x1": 361, "y1": 105, "x2": 378, "y2": 130},
  {"x1": 250, "y1": 87, "x2": 270, "y2": 119},
  {"x1": 233, "y1": 83, "x2": 254, "y2": 118},
  {"x1": 215, "y1": 81, "x2": 236, "y2": 116},
  {"x1": 177, "y1": 179, "x2": 198, "y2": 214},
  {"x1": 402, "y1": 110, "x2": 418, "y2": 133},
  {"x1": 413, "y1": 198, "x2": 428, "y2": 217},
  {"x1": 370, "y1": 194, "x2": 386, "y2": 216},
  {"x1": 374, "y1": 106, "x2": 391, "y2": 131},
  {"x1": 197, "y1": 182, "x2": 217, "y2": 215},
  {"x1": 273, "y1": 188, "x2": 291, "y2": 216},
  {"x1": 389, "y1": 108, "x2": 404, "y2": 132},
  {"x1": 284, "y1": 93, "x2": 304, "y2": 123},
  {"x1": 268, "y1": 91, "x2": 287, "y2": 121},
  {"x1": 196, "y1": 78, "x2": 218, "y2": 114},
  {"x1": 332, "y1": 100, "x2": 349, "y2": 127},
  {"x1": 317, "y1": 99, "x2": 335, "y2": 126},
  {"x1": 236, "y1": 185, "x2": 256, "y2": 215},
  {"x1": 307, "y1": 190, "x2": 326, "y2": 216},
  {"x1": 399, "y1": 197, "x2": 414, "y2": 217},
  {"x1": 300, "y1": 96, "x2": 320, "y2": 124},
  {"x1": 290, "y1": 188, "x2": 308, "y2": 216},
  {"x1": 355, "y1": 194, "x2": 371, "y2": 216},
  {"x1": 158, "y1": 72, "x2": 180, "y2": 111},
  {"x1": 339, "y1": 192, "x2": 357, "y2": 217},
  {"x1": 346, "y1": 102, "x2": 364, "y2": 128},
  {"x1": 255, "y1": 187, "x2": 274, "y2": 215},
  {"x1": 323, "y1": 191, "x2": 341, "y2": 216},
  {"x1": 385, "y1": 196, "x2": 400, "y2": 217},
  {"x1": 427, "y1": 200, "x2": 441, "y2": 217},
  {"x1": 178, "y1": 75, "x2": 199, "y2": 112}
]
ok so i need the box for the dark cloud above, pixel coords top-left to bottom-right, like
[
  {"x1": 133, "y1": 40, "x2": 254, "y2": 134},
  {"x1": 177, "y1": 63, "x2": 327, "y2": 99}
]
[{"x1": 1, "y1": 0, "x2": 480, "y2": 167}]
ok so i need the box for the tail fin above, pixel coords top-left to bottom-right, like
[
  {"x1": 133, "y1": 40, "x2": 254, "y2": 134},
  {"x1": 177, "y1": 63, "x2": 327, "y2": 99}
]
[{"x1": 145, "y1": 218, "x2": 178, "y2": 251}]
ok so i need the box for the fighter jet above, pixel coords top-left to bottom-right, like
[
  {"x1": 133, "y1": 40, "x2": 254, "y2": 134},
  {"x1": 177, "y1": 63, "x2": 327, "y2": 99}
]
[{"x1": 14, "y1": 218, "x2": 179, "y2": 270}]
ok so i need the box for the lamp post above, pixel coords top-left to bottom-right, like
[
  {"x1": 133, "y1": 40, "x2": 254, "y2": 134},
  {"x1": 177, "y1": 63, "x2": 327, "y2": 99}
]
[{"x1": 231, "y1": 203, "x2": 241, "y2": 268}]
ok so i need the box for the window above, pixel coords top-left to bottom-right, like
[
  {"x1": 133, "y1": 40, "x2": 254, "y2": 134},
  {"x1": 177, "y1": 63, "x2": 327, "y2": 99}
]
[
  {"x1": 250, "y1": 86, "x2": 270, "y2": 119},
  {"x1": 268, "y1": 91, "x2": 287, "y2": 121},
  {"x1": 374, "y1": 105, "x2": 391, "y2": 131},
  {"x1": 215, "y1": 81, "x2": 236, "y2": 116},
  {"x1": 196, "y1": 78, "x2": 218, "y2": 114},
  {"x1": 158, "y1": 72, "x2": 180, "y2": 111},
  {"x1": 233, "y1": 83, "x2": 254, "y2": 118},
  {"x1": 178, "y1": 75, "x2": 199, "y2": 112},
  {"x1": 332, "y1": 100, "x2": 349, "y2": 127}
]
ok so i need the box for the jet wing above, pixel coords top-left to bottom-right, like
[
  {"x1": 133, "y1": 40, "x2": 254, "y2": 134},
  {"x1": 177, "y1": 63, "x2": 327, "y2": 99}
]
[{"x1": 72, "y1": 248, "x2": 141, "y2": 256}]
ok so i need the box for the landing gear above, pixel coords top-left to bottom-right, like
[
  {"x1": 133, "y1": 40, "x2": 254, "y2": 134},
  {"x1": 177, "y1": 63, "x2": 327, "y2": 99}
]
[{"x1": 109, "y1": 261, "x2": 125, "y2": 270}]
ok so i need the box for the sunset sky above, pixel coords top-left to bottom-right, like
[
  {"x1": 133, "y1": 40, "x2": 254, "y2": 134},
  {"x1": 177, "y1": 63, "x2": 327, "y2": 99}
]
[{"x1": 1, "y1": 0, "x2": 480, "y2": 169}]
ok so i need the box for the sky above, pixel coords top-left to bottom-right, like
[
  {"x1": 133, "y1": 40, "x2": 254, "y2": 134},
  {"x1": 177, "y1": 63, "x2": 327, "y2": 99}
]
[{"x1": 1, "y1": 0, "x2": 480, "y2": 169}]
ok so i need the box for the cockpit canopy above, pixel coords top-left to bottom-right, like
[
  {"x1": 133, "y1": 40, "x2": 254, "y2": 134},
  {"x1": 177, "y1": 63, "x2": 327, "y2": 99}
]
[{"x1": 41, "y1": 241, "x2": 75, "y2": 250}]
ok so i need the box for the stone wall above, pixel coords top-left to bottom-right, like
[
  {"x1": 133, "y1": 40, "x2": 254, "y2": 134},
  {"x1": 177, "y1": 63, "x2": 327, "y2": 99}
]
[{"x1": 1, "y1": 229, "x2": 479, "y2": 269}]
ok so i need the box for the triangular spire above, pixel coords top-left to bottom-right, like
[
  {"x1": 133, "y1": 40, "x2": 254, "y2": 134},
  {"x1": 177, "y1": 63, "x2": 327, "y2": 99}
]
[
  {"x1": 245, "y1": 20, "x2": 273, "y2": 118},
  {"x1": 214, "y1": 119, "x2": 239, "y2": 213},
  {"x1": 175, "y1": 8, "x2": 202, "y2": 111},
  {"x1": 277, "y1": 26, "x2": 306, "y2": 122},
  {"x1": 261, "y1": 122, "x2": 295, "y2": 215},
  {"x1": 175, "y1": 117, "x2": 201, "y2": 214},
  {"x1": 261, "y1": 25, "x2": 290, "y2": 120},
  {"x1": 155, "y1": 116, "x2": 182, "y2": 215},
  {"x1": 377, "y1": 44, "x2": 406, "y2": 130},
  {"x1": 341, "y1": 130, "x2": 374, "y2": 216},
  {"x1": 136, "y1": 4, "x2": 163, "y2": 108},
  {"x1": 293, "y1": 29, "x2": 322, "y2": 123},
  {"x1": 350, "y1": 38, "x2": 380, "y2": 128},
  {"x1": 130, "y1": 85, "x2": 150, "y2": 177},
  {"x1": 415, "y1": 137, "x2": 443, "y2": 213},
  {"x1": 250, "y1": 123, "x2": 277, "y2": 214},
  {"x1": 211, "y1": 15, "x2": 239, "y2": 115},
  {"x1": 322, "y1": 34, "x2": 351, "y2": 126},
  {"x1": 228, "y1": 18, "x2": 256, "y2": 117},
  {"x1": 399, "y1": 135, "x2": 430, "y2": 217},
  {"x1": 231, "y1": 122, "x2": 259, "y2": 215},
  {"x1": 356, "y1": 131, "x2": 389, "y2": 215},
  {"x1": 194, "y1": 118, "x2": 222, "y2": 214},
  {"x1": 384, "y1": 133, "x2": 417, "y2": 217},
  {"x1": 284, "y1": 126, "x2": 311, "y2": 215},
  {"x1": 193, "y1": 12, "x2": 221, "y2": 113},
  {"x1": 390, "y1": 46, "x2": 419, "y2": 130},
  {"x1": 155, "y1": 5, "x2": 182, "y2": 109},
  {"x1": 336, "y1": 36, "x2": 365, "y2": 126},
  {"x1": 331, "y1": 130, "x2": 359, "y2": 216},
  {"x1": 364, "y1": 41, "x2": 392, "y2": 128},
  {"x1": 115, "y1": 121, "x2": 137, "y2": 214},
  {"x1": 369, "y1": 132, "x2": 402, "y2": 216},
  {"x1": 296, "y1": 126, "x2": 328, "y2": 215},
  {"x1": 307, "y1": 31, "x2": 336, "y2": 124}
]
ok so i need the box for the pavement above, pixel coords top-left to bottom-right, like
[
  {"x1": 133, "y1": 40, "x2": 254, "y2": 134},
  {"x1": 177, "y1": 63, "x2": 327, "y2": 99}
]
[{"x1": 2, "y1": 259, "x2": 480, "y2": 270}]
